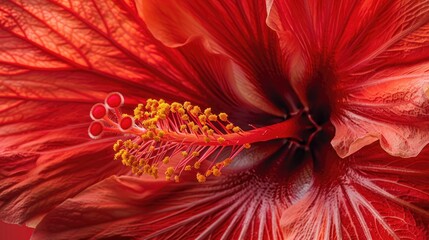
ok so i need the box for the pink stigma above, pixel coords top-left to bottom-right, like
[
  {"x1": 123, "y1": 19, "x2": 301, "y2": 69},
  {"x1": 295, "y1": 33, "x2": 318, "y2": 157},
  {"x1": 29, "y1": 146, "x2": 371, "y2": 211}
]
[
  {"x1": 88, "y1": 121, "x2": 104, "y2": 139},
  {"x1": 120, "y1": 116, "x2": 134, "y2": 131},
  {"x1": 105, "y1": 92, "x2": 124, "y2": 108},
  {"x1": 90, "y1": 103, "x2": 107, "y2": 120}
]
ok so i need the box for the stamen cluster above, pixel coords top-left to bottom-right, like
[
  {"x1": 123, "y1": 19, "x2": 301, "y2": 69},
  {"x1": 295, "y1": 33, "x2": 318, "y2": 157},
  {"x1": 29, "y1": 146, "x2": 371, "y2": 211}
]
[{"x1": 88, "y1": 92, "x2": 251, "y2": 183}]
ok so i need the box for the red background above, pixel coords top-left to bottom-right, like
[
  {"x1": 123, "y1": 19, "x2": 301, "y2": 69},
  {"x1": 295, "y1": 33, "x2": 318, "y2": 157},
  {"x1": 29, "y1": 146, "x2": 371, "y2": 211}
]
[{"x1": 0, "y1": 221, "x2": 33, "y2": 240}]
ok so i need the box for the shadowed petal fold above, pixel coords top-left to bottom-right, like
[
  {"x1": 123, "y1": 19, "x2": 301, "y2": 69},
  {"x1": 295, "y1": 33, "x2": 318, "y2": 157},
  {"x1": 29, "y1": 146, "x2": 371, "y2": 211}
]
[
  {"x1": 141, "y1": 0, "x2": 302, "y2": 117},
  {"x1": 267, "y1": 0, "x2": 429, "y2": 157}
]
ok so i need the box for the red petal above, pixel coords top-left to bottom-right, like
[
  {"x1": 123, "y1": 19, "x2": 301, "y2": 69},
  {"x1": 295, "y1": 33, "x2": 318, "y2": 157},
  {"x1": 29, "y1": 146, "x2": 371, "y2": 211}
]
[
  {"x1": 267, "y1": 1, "x2": 429, "y2": 157},
  {"x1": 1, "y1": 0, "x2": 276, "y2": 120},
  {"x1": 0, "y1": 0, "x2": 276, "y2": 225},
  {"x1": 0, "y1": 73, "x2": 131, "y2": 224},
  {"x1": 332, "y1": 69, "x2": 429, "y2": 157},
  {"x1": 281, "y1": 142, "x2": 429, "y2": 239},
  {"x1": 141, "y1": 0, "x2": 301, "y2": 116},
  {"x1": 31, "y1": 142, "x2": 312, "y2": 239},
  {"x1": 32, "y1": 175, "x2": 286, "y2": 239},
  {"x1": 0, "y1": 0, "x2": 226, "y2": 103}
]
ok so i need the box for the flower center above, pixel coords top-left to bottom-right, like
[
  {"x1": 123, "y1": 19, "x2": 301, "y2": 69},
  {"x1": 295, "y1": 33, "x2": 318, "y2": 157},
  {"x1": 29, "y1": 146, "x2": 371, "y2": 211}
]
[{"x1": 88, "y1": 93, "x2": 315, "y2": 182}]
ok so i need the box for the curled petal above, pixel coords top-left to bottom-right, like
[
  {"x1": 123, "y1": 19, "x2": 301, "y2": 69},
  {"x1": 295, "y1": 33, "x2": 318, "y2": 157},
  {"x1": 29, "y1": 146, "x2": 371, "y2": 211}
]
[{"x1": 332, "y1": 71, "x2": 429, "y2": 157}]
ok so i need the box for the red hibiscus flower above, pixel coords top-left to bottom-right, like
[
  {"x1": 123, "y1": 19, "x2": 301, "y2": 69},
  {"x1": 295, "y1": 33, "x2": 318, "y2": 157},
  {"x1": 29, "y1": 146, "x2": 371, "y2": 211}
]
[{"x1": 1, "y1": 1, "x2": 428, "y2": 239}]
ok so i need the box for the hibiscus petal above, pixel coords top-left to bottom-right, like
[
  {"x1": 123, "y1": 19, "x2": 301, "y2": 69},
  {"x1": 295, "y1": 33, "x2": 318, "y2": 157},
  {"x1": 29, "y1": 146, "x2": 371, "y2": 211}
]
[
  {"x1": 267, "y1": 0, "x2": 429, "y2": 157},
  {"x1": 141, "y1": 0, "x2": 302, "y2": 117},
  {"x1": 31, "y1": 142, "x2": 312, "y2": 239},
  {"x1": 332, "y1": 69, "x2": 429, "y2": 157},
  {"x1": 0, "y1": 0, "x2": 270, "y2": 225},
  {"x1": 281, "y1": 140, "x2": 429, "y2": 239},
  {"x1": 0, "y1": 72, "x2": 132, "y2": 225}
]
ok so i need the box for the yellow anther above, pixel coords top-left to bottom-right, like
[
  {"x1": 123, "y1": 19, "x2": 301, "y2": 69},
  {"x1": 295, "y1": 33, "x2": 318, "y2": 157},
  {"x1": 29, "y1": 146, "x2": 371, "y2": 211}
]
[
  {"x1": 148, "y1": 145, "x2": 155, "y2": 152},
  {"x1": 208, "y1": 114, "x2": 218, "y2": 121},
  {"x1": 244, "y1": 143, "x2": 251, "y2": 149},
  {"x1": 207, "y1": 129, "x2": 214, "y2": 136},
  {"x1": 181, "y1": 151, "x2": 188, "y2": 157},
  {"x1": 185, "y1": 165, "x2": 192, "y2": 171},
  {"x1": 165, "y1": 176, "x2": 171, "y2": 181},
  {"x1": 165, "y1": 167, "x2": 175, "y2": 176},
  {"x1": 174, "y1": 175, "x2": 180, "y2": 182},
  {"x1": 223, "y1": 158, "x2": 233, "y2": 166},
  {"x1": 143, "y1": 164, "x2": 151, "y2": 173},
  {"x1": 158, "y1": 113, "x2": 167, "y2": 120},
  {"x1": 178, "y1": 108, "x2": 185, "y2": 115},
  {"x1": 158, "y1": 103, "x2": 168, "y2": 110},
  {"x1": 194, "y1": 161, "x2": 201, "y2": 169},
  {"x1": 196, "y1": 173, "x2": 206, "y2": 183},
  {"x1": 141, "y1": 133, "x2": 150, "y2": 140},
  {"x1": 121, "y1": 150, "x2": 129, "y2": 161},
  {"x1": 130, "y1": 157, "x2": 139, "y2": 167},
  {"x1": 132, "y1": 167, "x2": 138, "y2": 174},
  {"x1": 181, "y1": 114, "x2": 189, "y2": 121},
  {"x1": 151, "y1": 165, "x2": 158, "y2": 178},
  {"x1": 114, "y1": 149, "x2": 124, "y2": 160},
  {"x1": 192, "y1": 125, "x2": 199, "y2": 132},
  {"x1": 153, "y1": 136, "x2": 161, "y2": 142},
  {"x1": 139, "y1": 159, "x2": 146, "y2": 166},
  {"x1": 205, "y1": 170, "x2": 212, "y2": 177},
  {"x1": 186, "y1": 105, "x2": 193, "y2": 112},
  {"x1": 190, "y1": 106, "x2": 201, "y2": 116},
  {"x1": 212, "y1": 168, "x2": 221, "y2": 177},
  {"x1": 113, "y1": 140, "x2": 123, "y2": 152},
  {"x1": 198, "y1": 115, "x2": 207, "y2": 125},
  {"x1": 183, "y1": 101, "x2": 191, "y2": 109},
  {"x1": 162, "y1": 156, "x2": 170, "y2": 164},
  {"x1": 124, "y1": 140, "x2": 132, "y2": 148},
  {"x1": 217, "y1": 137, "x2": 225, "y2": 144},
  {"x1": 170, "y1": 102, "x2": 179, "y2": 113},
  {"x1": 204, "y1": 136, "x2": 210, "y2": 143},
  {"x1": 147, "y1": 131, "x2": 155, "y2": 139},
  {"x1": 187, "y1": 122, "x2": 195, "y2": 128},
  {"x1": 201, "y1": 125, "x2": 209, "y2": 132},
  {"x1": 157, "y1": 130, "x2": 165, "y2": 138},
  {"x1": 204, "y1": 108, "x2": 212, "y2": 116},
  {"x1": 219, "y1": 113, "x2": 228, "y2": 121},
  {"x1": 191, "y1": 151, "x2": 200, "y2": 157},
  {"x1": 180, "y1": 124, "x2": 187, "y2": 131},
  {"x1": 232, "y1": 126, "x2": 241, "y2": 133}
]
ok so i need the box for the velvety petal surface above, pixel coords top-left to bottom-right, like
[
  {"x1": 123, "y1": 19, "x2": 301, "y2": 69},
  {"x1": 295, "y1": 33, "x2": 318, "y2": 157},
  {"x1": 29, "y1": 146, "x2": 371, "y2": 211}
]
[
  {"x1": 141, "y1": 0, "x2": 302, "y2": 118},
  {"x1": 0, "y1": 0, "x2": 257, "y2": 225},
  {"x1": 281, "y1": 134, "x2": 429, "y2": 239},
  {"x1": 31, "y1": 141, "x2": 312, "y2": 239},
  {"x1": 266, "y1": 0, "x2": 429, "y2": 157}
]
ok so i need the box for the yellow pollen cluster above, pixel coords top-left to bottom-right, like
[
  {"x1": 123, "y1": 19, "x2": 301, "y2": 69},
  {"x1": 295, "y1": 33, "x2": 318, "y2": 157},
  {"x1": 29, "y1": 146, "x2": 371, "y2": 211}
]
[{"x1": 112, "y1": 99, "x2": 251, "y2": 183}]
